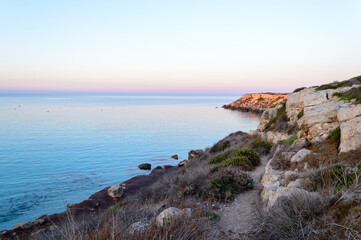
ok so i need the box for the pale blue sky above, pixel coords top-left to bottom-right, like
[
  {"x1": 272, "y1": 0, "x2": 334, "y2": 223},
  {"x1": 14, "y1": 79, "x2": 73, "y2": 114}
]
[{"x1": 0, "y1": 1, "x2": 360, "y2": 94}]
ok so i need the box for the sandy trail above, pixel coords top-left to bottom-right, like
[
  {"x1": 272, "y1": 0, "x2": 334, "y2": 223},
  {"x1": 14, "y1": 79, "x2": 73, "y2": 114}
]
[{"x1": 217, "y1": 155, "x2": 269, "y2": 236}]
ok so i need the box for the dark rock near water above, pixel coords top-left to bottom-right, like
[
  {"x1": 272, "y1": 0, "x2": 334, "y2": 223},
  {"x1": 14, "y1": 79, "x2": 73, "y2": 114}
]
[
  {"x1": 138, "y1": 163, "x2": 151, "y2": 170},
  {"x1": 171, "y1": 154, "x2": 179, "y2": 160},
  {"x1": 154, "y1": 166, "x2": 163, "y2": 170}
]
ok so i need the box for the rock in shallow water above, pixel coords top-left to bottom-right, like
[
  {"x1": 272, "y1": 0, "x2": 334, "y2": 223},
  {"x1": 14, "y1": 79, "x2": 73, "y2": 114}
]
[{"x1": 138, "y1": 163, "x2": 151, "y2": 170}]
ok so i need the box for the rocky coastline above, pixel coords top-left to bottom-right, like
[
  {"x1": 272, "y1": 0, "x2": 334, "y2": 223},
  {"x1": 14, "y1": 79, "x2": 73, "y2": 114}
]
[
  {"x1": 2, "y1": 75, "x2": 361, "y2": 239},
  {"x1": 222, "y1": 93, "x2": 287, "y2": 113}
]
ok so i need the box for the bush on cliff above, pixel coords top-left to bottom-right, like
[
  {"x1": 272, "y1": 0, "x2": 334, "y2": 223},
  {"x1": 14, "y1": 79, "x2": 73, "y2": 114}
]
[
  {"x1": 210, "y1": 140, "x2": 230, "y2": 153},
  {"x1": 252, "y1": 139, "x2": 273, "y2": 154},
  {"x1": 201, "y1": 167, "x2": 253, "y2": 201},
  {"x1": 209, "y1": 147, "x2": 260, "y2": 171}
]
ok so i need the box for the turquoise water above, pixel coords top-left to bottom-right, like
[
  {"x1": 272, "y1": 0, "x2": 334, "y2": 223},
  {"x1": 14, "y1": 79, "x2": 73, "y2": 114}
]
[{"x1": 0, "y1": 95, "x2": 260, "y2": 230}]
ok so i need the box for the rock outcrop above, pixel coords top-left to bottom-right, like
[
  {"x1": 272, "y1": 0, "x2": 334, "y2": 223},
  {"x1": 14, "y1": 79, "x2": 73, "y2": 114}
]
[
  {"x1": 155, "y1": 207, "x2": 191, "y2": 227},
  {"x1": 223, "y1": 93, "x2": 287, "y2": 113},
  {"x1": 258, "y1": 77, "x2": 361, "y2": 207}
]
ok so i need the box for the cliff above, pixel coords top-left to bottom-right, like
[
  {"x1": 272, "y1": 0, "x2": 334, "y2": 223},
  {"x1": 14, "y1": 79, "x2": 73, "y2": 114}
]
[{"x1": 222, "y1": 93, "x2": 287, "y2": 112}]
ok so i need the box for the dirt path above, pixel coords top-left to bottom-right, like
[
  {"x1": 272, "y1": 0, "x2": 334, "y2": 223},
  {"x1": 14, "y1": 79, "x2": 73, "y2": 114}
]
[{"x1": 217, "y1": 155, "x2": 269, "y2": 236}]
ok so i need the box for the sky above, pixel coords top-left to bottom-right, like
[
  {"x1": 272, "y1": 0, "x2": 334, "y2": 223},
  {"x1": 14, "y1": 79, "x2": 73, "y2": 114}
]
[{"x1": 0, "y1": 0, "x2": 360, "y2": 95}]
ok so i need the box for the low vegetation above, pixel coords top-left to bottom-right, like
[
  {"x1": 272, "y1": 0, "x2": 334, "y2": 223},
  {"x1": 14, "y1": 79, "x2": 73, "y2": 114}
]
[{"x1": 252, "y1": 139, "x2": 273, "y2": 154}]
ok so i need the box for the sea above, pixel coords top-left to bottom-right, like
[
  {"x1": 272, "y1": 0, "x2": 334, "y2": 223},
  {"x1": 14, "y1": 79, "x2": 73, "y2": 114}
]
[{"x1": 0, "y1": 94, "x2": 260, "y2": 230}]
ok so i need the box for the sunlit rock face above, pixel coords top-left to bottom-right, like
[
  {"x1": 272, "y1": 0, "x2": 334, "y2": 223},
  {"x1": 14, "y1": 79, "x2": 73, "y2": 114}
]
[{"x1": 223, "y1": 93, "x2": 287, "y2": 112}]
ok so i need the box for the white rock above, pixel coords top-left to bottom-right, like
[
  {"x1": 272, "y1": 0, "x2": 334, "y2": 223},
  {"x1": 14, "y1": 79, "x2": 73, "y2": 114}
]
[
  {"x1": 303, "y1": 90, "x2": 328, "y2": 107},
  {"x1": 337, "y1": 104, "x2": 361, "y2": 122},
  {"x1": 156, "y1": 207, "x2": 191, "y2": 227},
  {"x1": 266, "y1": 131, "x2": 290, "y2": 144},
  {"x1": 287, "y1": 179, "x2": 304, "y2": 188},
  {"x1": 339, "y1": 116, "x2": 361, "y2": 153},
  {"x1": 107, "y1": 185, "x2": 123, "y2": 198},
  {"x1": 290, "y1": 149, "x2": 312, "y2": 162},
  {"x1": 268, "y1": 186, "x2": 321, "y2": 208}
]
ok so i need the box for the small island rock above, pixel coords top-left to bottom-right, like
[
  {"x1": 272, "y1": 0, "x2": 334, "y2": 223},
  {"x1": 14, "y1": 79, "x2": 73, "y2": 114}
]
[{"x1": 138, "y1": 163, "x2": 151, "y2": 170}]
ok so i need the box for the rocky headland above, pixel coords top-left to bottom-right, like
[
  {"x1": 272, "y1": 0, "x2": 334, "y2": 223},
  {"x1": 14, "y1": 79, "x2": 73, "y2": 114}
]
[
  {"x1": 2, "y1": 76, "x2": 361, "y2": 240},
  {"x1": 222, "y1": 93, "x2": 287, "y2": 113}
]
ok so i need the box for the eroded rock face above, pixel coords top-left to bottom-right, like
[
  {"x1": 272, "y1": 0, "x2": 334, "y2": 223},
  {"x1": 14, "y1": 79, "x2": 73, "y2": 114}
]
[
  {"x1": 223, "y1": 93, "x2": 287, "y2": 112},
  {"x1": 107, "y1": 185, "x2": 124, "y2": 198},
  {"x1": 340, "y1": 116, "x2": 361, "y2": 152},
  {"x1": 337, "y1": 104, "x2": 361, "y2": 122},
  {"x1": 266, "y1": 131, "x2": 290, "y2": 144},
  {"x1": 258, "y1": 108, "x2": 278, "y2": 131},
  {"x1": 297, "y1": 101, "x2": 344, "y2": 142},
  {"x1": 156, "y1": 207, "x2": 191, "y2": 227}
]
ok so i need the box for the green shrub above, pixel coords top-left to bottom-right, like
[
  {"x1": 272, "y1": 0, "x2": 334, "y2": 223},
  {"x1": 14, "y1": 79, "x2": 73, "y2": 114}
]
[
  {"x1": 252, "y1": 140, "x2": 273, "y2": 154},
  {"x1": 265, "y1": 103, "x2": 287, "y2": 131},
  {"x1": 209, "y1": 150, "x2": 232, "y2": 164},
  {"x1": 316, "y1": 84, "x2": 337, "y2": 91},
  {"x1": 283, "y1": 134, "x2": 298, "y2": 146},
  {"x1": 210, "y1": 140, "x2": 230, "y2": 153},
  {"x1": 108, "y1": 200, "x2": 130, "y2": 211},
  {"x1": 330, "y1": 127, "x2": 341, "y2": 143},
  {"x1": 332, "y1": 92, "x2": 342, "y2": 97},
  {"x1": 202, "y1": 168, "x2": 253, "y2": 201},
  {"x1": 293, "y1": 87, "x2": 306, "y2": 93},
  {"x1": 209, "y1": 148, "x2": 260, "y2": 171}
]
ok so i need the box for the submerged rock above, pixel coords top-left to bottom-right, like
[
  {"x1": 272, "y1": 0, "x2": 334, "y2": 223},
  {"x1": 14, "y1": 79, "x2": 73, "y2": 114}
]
[{"x1": 138, "y1": 163, "x2": 151, "y2": 170}]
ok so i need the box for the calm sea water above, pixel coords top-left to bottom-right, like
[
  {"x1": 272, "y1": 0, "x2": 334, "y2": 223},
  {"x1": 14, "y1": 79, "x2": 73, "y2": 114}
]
[{"x1": 0, "y1": 95, "x2": 260, "y2": 230}]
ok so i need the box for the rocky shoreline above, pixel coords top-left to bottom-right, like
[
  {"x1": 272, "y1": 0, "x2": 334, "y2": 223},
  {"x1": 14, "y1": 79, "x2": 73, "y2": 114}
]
[
  {"x1": 222, "y1": 93, "x2": 287, "y2": 113},
  {"x1": 2, "y1": 75, "x2": 361, "y2": 239}
]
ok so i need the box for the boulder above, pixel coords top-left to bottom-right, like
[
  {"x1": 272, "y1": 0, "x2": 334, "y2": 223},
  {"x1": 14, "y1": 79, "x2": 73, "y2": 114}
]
[
  {"x1": 286, "y1": 91, "x2": 303, "y2": 124},
  {"x1": 138, "y1": 163, "x2": 151, "y2": 170},
  {"x1": 156, "y1": 207, "x2": 191, "y2": 227},
  {"x1": 290, "y1": 138, "x2": 311, "y2": 152},
  {"x1": 257, "y1": 108, "x2": 278, "y2": 131},
  {"x1": 298, "y1": 101, "x2": 344, "y2": 141},
  {"x1": 303, "y1": 90, "x2": 328, "y2": 107},
  {"x1": 339, "y1": 116, "x2": 361, "y2": 152},
  {"x1": 178, "y1": 160, "x2": 188, "y2": 167},
  {"x1": 287, "y1": 179, "x2": 304, "y2": 188},
  {"x1": 107, "y1": 185, "x2": 123, "y2": 198},
  {"x1": 12, "y1": 219, "x2": 45, "y2": 230},
  {"x1": 266, "y1": 131, "x2": 290, "y2": 144},
  {"x1": 290, "y1": 149, "x2": 312, "y2": 163},
  {"x1": 129, "y1": 221, "x2": 149, "y2": 234},
  {"x1": 337, "y1": 104, "x2": 361, "y2": 122},
  {"x1": 188, "y1": 150, "x2": 203, "y2": 159},
  {"x1": 171, "y1": 154, "x2": 179, "y2": 160},
  {"x1": 268, "y1": 186, "x2": 321, "y2": 208}
]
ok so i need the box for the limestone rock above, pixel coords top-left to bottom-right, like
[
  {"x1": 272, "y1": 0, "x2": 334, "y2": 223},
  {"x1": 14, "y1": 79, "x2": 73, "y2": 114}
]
[
  {"x1": 268, "y1": 186, "x2": 321, "y2": 208},
  {"x1": 290, "y1": 149, "x2": 312, "y2": 163},
  {"x1": 337, "y1": 104, "x2": 361, "y2": 122},
  {"x1": 303, "y1": 90, "x2": 328, "y2": 107},
  {"x1": 290, "y1": 138, "x2": 311, "y2": 152},
  {"x1": 156, "y1": 207, "x2": 191, "y2": 227},
  {"x1": 138, "y1": 163, "x2": 151, "y2": 170},
  {"x1": 107, "y1": 185, "x2": 124, "y2": 198},
  {"x1": 266, "y1": 131, "x2": 290, "y2": 144},
  {"x1": 258, "y1": 108, "x2": 278, "y2": 131},
  {"x1": 339, "y1": 116, "x2": 361, "y2": 152}
]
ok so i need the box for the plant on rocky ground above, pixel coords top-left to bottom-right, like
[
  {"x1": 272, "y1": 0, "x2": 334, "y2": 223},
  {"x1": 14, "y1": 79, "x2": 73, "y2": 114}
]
[
  {"x1": 332, "y1": 86, "x2": 361, "y2": 103},
  {"x1": 282, "y1": 134, "x2": 298, "y2": 146},
  {"x1": 201, "y1": 167, "x2": 253, "y2": 201},
  {"x1": 210, "y1": 140, "x2": 230, "y2": 153},
  {"x1": 293, "y1": 87, "x2": 306, "y2": 93},
  {"x1": 330, "y1": 127, "x2": 341, "y2": 143},
  {"x1": 209, "y1": 147, "x2": 260, "y2": 171},
  {"x1": 252, "y1": 139, "x2": 273, "y2": 154}
]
